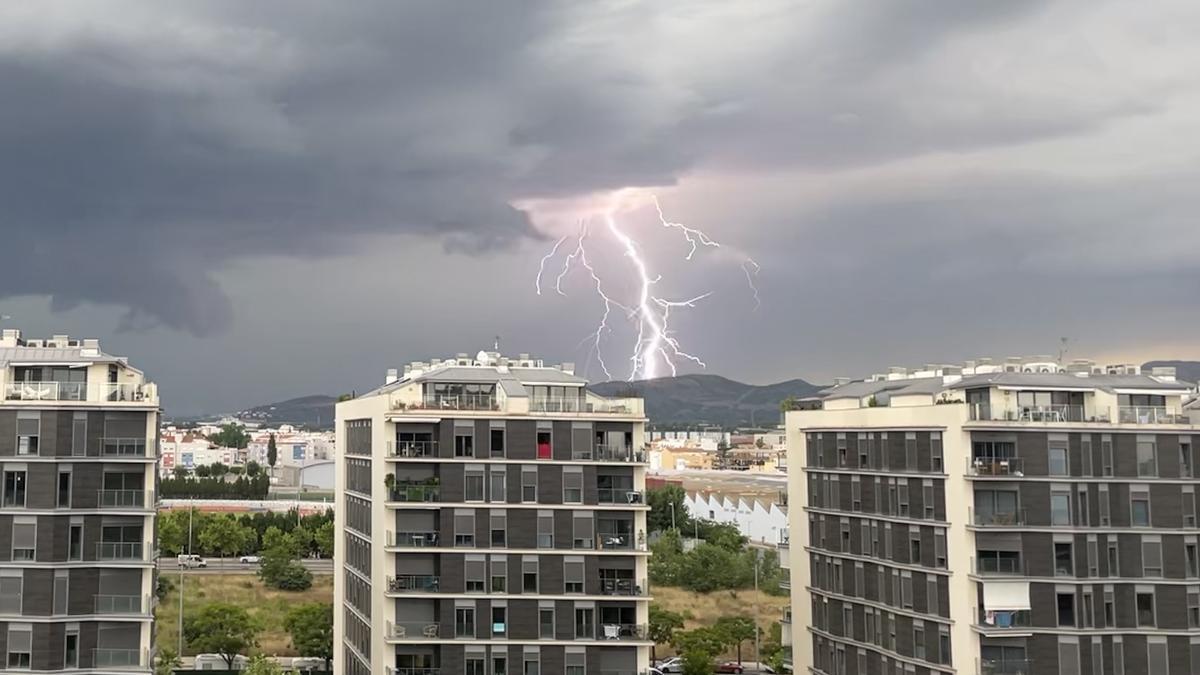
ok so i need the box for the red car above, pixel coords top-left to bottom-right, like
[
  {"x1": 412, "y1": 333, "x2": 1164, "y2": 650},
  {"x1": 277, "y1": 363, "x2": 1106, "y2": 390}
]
[{"x1": 715, "y1": 663, "x2": 744, "y2": 674}]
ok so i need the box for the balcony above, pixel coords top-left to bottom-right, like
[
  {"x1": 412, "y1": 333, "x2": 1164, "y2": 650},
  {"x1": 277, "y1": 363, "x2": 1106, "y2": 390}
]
[
  {"x1": 98, "y1": 489, "x2": 150, "y2": 508},
  {"x1": 980, "y1": 658, "x2": 1033, "y2": 675},
  {"x1": 596, "y1": 623, "x2": 649, "y2": 641},
  {"x1": 1119, "y1": 406, "x2": 1190, "y2": 425},
  {"x1": 599, "y1": 578, "x2": 647, "y2": 596},
  {"x1": 530, "y1": 397, "x2": 643, "y2": 415},
  {"x1": 390, "y1": 670, "x2": 440, "y2": 675},
  {"x1": 95, "y1": 542, "x2": 147, "y2": 561},
  {"x1": 101, "y1": 438, "x2": 150, "y2": 457},
  {"x1": 967, "y1": 457, "x2": 1024, "y2": 477},
  {"x1": 388, "y1": 531, "x2": 440, "y2": 548},
  {"x1": 597, "y1": 532, "x2": 647, "y2": 552},
  {"x1": 598, "y1": 488, "x2": 645, "y2": 505},
  {"x1": 574, "y1": 445, "x2": 645, "y2": 462},
  {"x1": 388, "y1": 575, "x2": 440, "y2": 593},
  {"x1": 406, "y1": 394, "x2": 499, "y2": 412},
  {"x1": 3, "y1": 382, "x2": 154, "y2": 404},
  {"x1": 387, "y1": 482, "x2": 441, "y2": 503},
  {"x1": 388, "y1": 621, "x2": 441, "y2": 640},
  {"x1": 781, "y1": 608, "x2": 792, "y2": 625},
  {"x1": 95, "y1": 595, "x2": 148, "y2": 614},
  {"x1": 973, "y1": 556, "x2": 1023, "y2": 576},
  {"x1": 92, "y1": 648, "x2": 147, "y2": 669},
  {"x1": 387, "y1": 440, "x2": 439, "y2": 458},
  {"x1": 970, "y1": 508, "x2": 1027, "y2": 527},
  {"x1": 779, "y1": 530, "x2": 790, "y2": 548},
  {"x1": 977, "y1": 608, "x2": 1032, "y2": 629}
]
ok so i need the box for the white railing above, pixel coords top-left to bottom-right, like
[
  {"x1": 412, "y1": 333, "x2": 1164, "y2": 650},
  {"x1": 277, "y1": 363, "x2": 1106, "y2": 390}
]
[
  {"x1": 1119, "y1": 406, "x2": 1189, "y2": 425},
  {"x1": 3, "y1": 381, "x2": 153, "y2": 403}
]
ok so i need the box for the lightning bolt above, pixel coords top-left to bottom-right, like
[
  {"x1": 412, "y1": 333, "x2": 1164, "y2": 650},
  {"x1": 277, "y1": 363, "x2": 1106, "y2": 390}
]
[{"x1": 537, "y1": 193, "x2": 757, "y2": 381}]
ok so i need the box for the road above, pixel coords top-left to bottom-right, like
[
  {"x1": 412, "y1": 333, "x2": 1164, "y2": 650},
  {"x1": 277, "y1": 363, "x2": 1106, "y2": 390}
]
[{"x1": 157, "y1": 557, "x2": 334, "y2": 575}]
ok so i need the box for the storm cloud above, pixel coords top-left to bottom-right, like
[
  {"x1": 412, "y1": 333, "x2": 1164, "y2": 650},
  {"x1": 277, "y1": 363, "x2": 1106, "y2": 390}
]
[{"x1": 3, "y1": 0, "x2": 1199, "y2": 413}]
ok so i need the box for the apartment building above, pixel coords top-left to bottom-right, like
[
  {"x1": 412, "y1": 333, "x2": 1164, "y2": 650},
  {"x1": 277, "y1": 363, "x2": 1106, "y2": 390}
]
[
  {"x1": 0, "y1": 329, "x2": 159, "y2": 672},
  {"x1": 785, "y1": 357, "x2": 1200, "y2": 675},
  {"x1": 334, "y1": 351, "x2": 651, "y2": 675}
]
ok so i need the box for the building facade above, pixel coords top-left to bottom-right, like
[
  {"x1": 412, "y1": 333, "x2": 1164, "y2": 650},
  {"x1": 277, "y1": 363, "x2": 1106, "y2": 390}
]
[
  {"x1": 334, "y1": 351, "x2": 651, "y2": 675},
  {"x1": 0, "y1": 329, "x2": 159, "y2": 673},
  {"x1": 785, "y1": 357, "x2": 1200, "y2": 675}
]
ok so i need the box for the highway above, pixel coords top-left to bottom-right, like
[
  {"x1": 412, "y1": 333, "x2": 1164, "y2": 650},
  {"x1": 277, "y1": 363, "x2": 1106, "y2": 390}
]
[{"x1": 157, "y1": 557, "x2": 334, "y2": 575}]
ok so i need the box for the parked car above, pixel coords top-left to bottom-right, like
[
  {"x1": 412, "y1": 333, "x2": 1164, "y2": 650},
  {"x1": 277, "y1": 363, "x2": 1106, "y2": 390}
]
[
  {"x1": 238, "y1": 555, "x2": 261, "y2": 564},
  {"x1": 194, "y1": 653, "x2": 247, "y2": 669},
  {"x1": 176, "y1": 554, "x2": 208, "y2": 568},
  {"x1": 715, "y1": 662, "x2": 745, "y2": 674},
  {"x1": 291, "y1": 657, "x2": 325, "y2": 671},
  {"x1": 648, "y1": 669, "x2": 664, "y2": 675},
  {"x1": 656, "y1": 657, "x2": 683, "y2": 673}
]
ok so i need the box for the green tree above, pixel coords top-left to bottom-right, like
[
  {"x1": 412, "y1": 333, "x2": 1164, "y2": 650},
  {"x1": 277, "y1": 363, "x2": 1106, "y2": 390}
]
[
  {"x1": 259, "y1": 527, "x2": 312, "y2": 590},
  {"x1": 199, "y1": 514, "x2": 254, "y2": 566},
  {"x1": 314, "y1": 521, "x2": 334, "y2": 558},
  {"x1": 293, "y1": 525, "x2": 314, "y2": 557},
  {"x1": 154, "y1": 646, "x2": 181, "y2": 675},
  {"x1": 683, "y1": 650, "x2": 714, "y2": 675},
  {"x1": 284, "y1": 603, "x2": 333, "y2": 671},
  {"x1": 157, "y1": 510, "x2": 187, "y2": 556},
  {"x1": 243, "y1": 654, "x2": 285, "y2": 675},
  {"x1": 267, "y1": 434, "x2": 278, "y2": 474},
  {"x1": 649, "y1": 604, "x2": 685, "y2": 664},
  {"x1": 696, "y1": 520, "x2": 748, "y2": 551},
  {"x1": 674, "y1": 626, "x2": 727, "y2": 675},
  {"x1": 209, "y1": 462, "x2": 228, "y2": 478},
  {"x1": 780, "y1": 396, "x2": 800, "y2": 413},
  {"x1": 647, "y1": 485, "x2": 690, "y2": 534},
  {"x1": 246, "y1": 460, "x2": 262, "y2": 477},
  {"x1": 183, "y1": 603, "x2": 259, "y2": 669},
  {"x1": 714, "y1": 616, "x2": 757, "y2": 664},
  {"x1": 194, "y1": 465, "x2": 212, "y2": 478},
  {"x1": 210, "y1": 423, "x2": 251, "y2": 450}
]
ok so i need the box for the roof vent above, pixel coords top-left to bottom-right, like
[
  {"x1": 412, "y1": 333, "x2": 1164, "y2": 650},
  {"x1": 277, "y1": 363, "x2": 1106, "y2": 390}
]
[
  {"x1": 80, "y1": 338, "x2": 101, "y2": 357},
  {"x1": 561, "y1": 362, "x2": 575, "y2": 375},
  {"x1": 1151, "y1": 366, "x2": 1177, "y2": 381},
  {"x1": 385, "y1": 368, "x2": 399, "y2": 385},
  {"x1": 833, "y1": 377, "x2": 852, "y2": 386}
]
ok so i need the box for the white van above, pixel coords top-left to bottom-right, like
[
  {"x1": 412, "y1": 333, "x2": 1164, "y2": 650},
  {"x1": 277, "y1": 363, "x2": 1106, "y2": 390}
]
[
  {"x1": 193, "y1": 654, "x2": 248, "y2": 670},
  {"x1": 177, "y1": 554, "x2": 208, "y2": 568}
]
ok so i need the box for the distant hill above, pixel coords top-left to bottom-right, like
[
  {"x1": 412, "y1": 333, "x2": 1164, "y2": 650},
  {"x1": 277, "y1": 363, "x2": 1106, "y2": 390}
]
[
  {"x1": 591, "y1": 373, "x2": 823, "y2": 429},
  {"x1": 1143, "y1": 361, "x2": 1200, "y2": 384},
  {"x1": 234, "y1": 395, "x2": 337, "y2": 429}
]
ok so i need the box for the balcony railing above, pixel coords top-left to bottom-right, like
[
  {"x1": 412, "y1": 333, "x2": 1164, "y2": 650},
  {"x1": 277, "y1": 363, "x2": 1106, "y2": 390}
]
[
  {"x1": 4, "y1": 382, "x2": 152, "y2": 403},
  {"x1": 781, "y1": 608, "x2": 792, "y2": 624},
  {"x1": 1119, "y1": 406, "x2": 1190, "y2": 424},
  {"x1": 95, "y1": 542, "x2": 146, "y2": 561},
  {"x1": 101, "y1": 438, "x2": 149, "y2": 457},
  {"x1": 597, "y1": 532, "x2": 646, "y2": 551},
  {"x1": 574, "y1": 445, "x2": 644, "y2": 462},
  {"x1": 779, "y1": 530, "x2": 791, "y2": 548},
  {"x1": 388, "y1": 441, "x2": 439, "y2": 458},
  {"x1": 597, "y1": 623, "x2": 649, "y2": 640},
  {"x1": 388, "y1": 531, "x2": 440, "y2": 548},
  {"x1": 967, "y1": 457, "x2": 1024, "y2": 476},
  {"x1": 598, "y1": 488, "x2": 645, "y2": 505},
  {"x1": 388, "y1": 575, "x2": 441, "y2": 593},
  {"x1": 97, "y1": 489, "x2": 148, "y2": 508},
  {"x1": 599, "y1": 578, "x2": 647, "y2": 596},
  {"x1": 973, "y1": 555, "x2": 1023, "y2": 575},
  {"x1": 411, "y1": 394, "x2": 498, "y2": 411},
  {"x1": 980, "y1": 657, "x2": 1033, "y2": 675},
  {"x1": 388, "y1": 621, "x2": 441, "y2": 639},
  {"x1": 977, "y1": 608, "x2": 1032, "y2": 628},
  {"x1": 92, "y1": 648, "x2": 146, "y2": 668},
  {"x1": 530, "y1": 397, "x2": 642, "y2": 414},
  {"x1": 388, "y1": 483, "x2": 441, "y2": 502},
  {"x1": 94, "y1": 595, "x2": 147, "y2": 614},
  {"x1": 970, "y1": 508, "x2": 1027, "y2": 527},
  {"x1": 391, "y1": 669, "x2": 440, "y2": 675}
]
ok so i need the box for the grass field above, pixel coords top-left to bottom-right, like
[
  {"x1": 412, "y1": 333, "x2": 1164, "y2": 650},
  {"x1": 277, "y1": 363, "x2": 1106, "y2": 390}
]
[
  {"x1": 155, "y1": 574, "x2": 333, "y2": 656},
  {"x1": 653, "y1": 586, "x2": 791, "y2": 660}
]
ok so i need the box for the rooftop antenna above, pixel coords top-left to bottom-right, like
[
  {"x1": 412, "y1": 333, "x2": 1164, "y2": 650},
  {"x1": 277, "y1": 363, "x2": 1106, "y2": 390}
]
[{"x1": 494, "y1": 335, "x2": 501, "y2": 352}]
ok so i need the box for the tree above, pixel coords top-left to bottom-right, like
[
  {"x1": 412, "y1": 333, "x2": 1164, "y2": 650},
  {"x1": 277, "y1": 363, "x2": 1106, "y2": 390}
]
[
  {"x1": 155, "y1": 647, "x2": 181, "y2": 675},
  {"x1": 293, "y1": 525, "x2": 314, "y2": 557},
  {"x1": 243, "y1": 654, "x2": 285, "y2": 675},
  {"x1": 194, "y1": 464, "x2": 212, "y2": 478},
  {"x1": 199, "y1": 514, "x2": 254, "y2": 566},
  {"x1": 209, "y1": 462, "x2": 229, "y2": 478},
  {"x1": 284, "y1": 603, "x2": 333, "y2": 671},
  {"x1": 157, "y1": 510, "x2": 187, "y2": 556},
  {"x1": 683, "y1": 650, "x2": 714, "y2": 675},
  {"x1": 673, "y1": 626, "x2": 727, "y2": 675},
  {"x1": 259, "y1": 527, "x2": 312, "y2": 590},
  {"x1": 647, "y1": 485, "x2": 690, "y2": 534},
  {"x1": 649, "y1": 604, "x2": 685, "y2": 664},
  {"x1": 714, "y1": 616, "x2": 757, "y2": 664},
  {"x1": 246, "y1": 460, "x2": 262, "y2": 477},
  {"x1": 267, "y1": 434, "x2": 278, "y2": 474},
  {"x1": 314, "y1": 521, "x2": 334, "y2": 558},
  {"x1": 779, "y1": 395, "x2": 800, "y2": 413},
  {"x1": 210, "y1": 423, "x2": 251, "y2": 450},
  {"x1": 183, "y1": 603, "x2": 259, "y2": 669}
]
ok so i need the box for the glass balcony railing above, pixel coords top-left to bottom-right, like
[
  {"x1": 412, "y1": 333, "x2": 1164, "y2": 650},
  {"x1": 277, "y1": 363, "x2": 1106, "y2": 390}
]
[
  {"x1": 97, "y1": 489, "x2": 149, "y2": 508},
  {"x1": 388, "y1": 531, "x2": 440, "y2": 548},
  {"x1": 95, "y1": 542, "x2": 146, "y2": 561},
  {"x1": 977, "y1": 608, "x2": 1032, "y2": 628},
  {"x1": 388, "y1": 483, "x2": 441, "y2": 502},
  {"x1": 4, "y1": 382, "x2": 152, "y2": 404},
  {"x1": 979, "y1": 658, "x2": 1033, "y2": 675},
  {"x1": 597, "y1": 623, "x2": 649, "y2": 640},
  {"x1": 967, "y1": 457, "x2": 1024, "y2": 476},
  {"x1": 970, "y1": 508, "x2": 1027, "y2": 527},
  {"x1": 388, "y1": 621, "x2": 441, "y2": 639},
  {"x1": 1119, "y1": 406, "x2": 1190, "y2": 424},
  {"x1": 598, "y1": 578, "x2": 647, "y2": 596},
  {"x1": 596, "y1": 532, "x2": 647, "y2": 551},
  {"x1": 92, "y1": 648, "x2": 146, "y2": 668},
  {"x1": 387, "y1": 441, "x2": 438, "y2": 458},
  {"x1": 574, "y1": 445, "x2": 645, "y2": 462},
  {"x1": 94, "y1": 595, "x2": 147, "y2": 614},
  {"x1": 598, "y1": 488, "x2": 645, "y2": 505},
  {"x1": 100, "y1": 438, "x2": 149, "y2": 457},
  {"x1": 388, "y1": 575, "x2": 440, "y2": 593},
  {"x1": 973, "y1": 555, "x2": 1023, "y2": 575}
]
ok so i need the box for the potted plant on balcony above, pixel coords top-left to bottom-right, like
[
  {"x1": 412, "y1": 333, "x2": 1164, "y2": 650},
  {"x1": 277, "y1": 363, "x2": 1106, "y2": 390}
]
[{"x1": 384, "y1": 473, "x2": 396, "y2": 499}]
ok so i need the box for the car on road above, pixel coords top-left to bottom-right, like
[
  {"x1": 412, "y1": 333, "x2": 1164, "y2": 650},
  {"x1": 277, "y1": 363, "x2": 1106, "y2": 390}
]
[
  {"x1": 715, "y1": 662, "x2": 745, "y2": 674},
  {"x1": 648, "y1": 669, "x2": 664, "y2": 675},
  {"x1": 655, "y1": 657, "x2": 683, "y2": 673},
  {"x1": 176, "y1": 554, "x2": 208, "y2": 568},
  {"x1": 239, "y1": 555, "x2": 262, "y2": 564}
]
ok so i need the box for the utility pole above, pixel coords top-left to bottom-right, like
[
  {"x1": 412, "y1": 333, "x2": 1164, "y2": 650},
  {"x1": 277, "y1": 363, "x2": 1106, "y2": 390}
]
[
  {"x1": 178, "y1": 503, "x2": 194, "y2": 656},
  {"x1": 669, "y1": 502, "x2": 676, "y2": 531},
  {"x1": 754, "y1": 553, "x2": 761, "y2": 666}
]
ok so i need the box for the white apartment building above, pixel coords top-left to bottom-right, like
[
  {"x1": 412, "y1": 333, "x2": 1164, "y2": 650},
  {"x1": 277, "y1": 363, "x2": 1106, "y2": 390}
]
[
  {"x1": 0, "y1": 330, "x2": 159, "y2": 673},
  {"x1": 785, "y1": 357, "x2": 1200, "y2": 675},
  {"x1": 334, "y1": 351, "x2": 652, "y2": 675}
]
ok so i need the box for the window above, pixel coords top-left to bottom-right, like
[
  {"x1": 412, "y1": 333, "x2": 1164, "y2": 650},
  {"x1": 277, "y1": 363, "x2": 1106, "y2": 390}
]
[
  {"x1": 563, "y1": 469, "x2": 583, "y2": 504},
  {"x1": 1081, "y1": 588, "x2": 1094, "y2": 628},
  {"x1": 456, "y1": 429, "x2": 475, "y2": 458},
  {"x1": 1101, "y1": 436, "x2": 1114, "y2": 476},
  {"x1": 454, "y1": 510, "x2": 476, "y2": 547},
  {"x1": 912, "y1": 623, "x2": 925, "y2": 661},
  {"x1": 489, "y1": 469, "x2": 506, "y2": 503},
  {"x1": 522, "y1": 469, "x2": 538, "y2": 503},
  {"x1": 572, "y1": 513, "x2": 594, "y2": 549},
  {"x1": 1081, "y1": 436, "x2": 1093, "y2": 476},
  {"x1": 64, "y1": 629, "x2": 78, "y2": 669},
  {"x1": 536, "y1": 430, "x2": 552, "y2": 460},
  {"x1": 1143, "y1": 537, "x2": 1163, "y2": 576},
  {"x1": 837, "y1": 433, "x2": 848, "y2": 467},
  {"x1": 938, "y1": 625, "x2": 950, "y2": 665},
  {"x1": 931, "y1": 432, "x2": 943, "y2": 472},
  {"x1": 1189, "y1": 587, "x2": 1200, "y2": 627},
  {"x1": 1055, "y1": 541, "x2": 1073, "y2": 576},
  {"x1": 71, "y1": 413, "x2": 86, "y2": 456},
  {"x1": 1076, "y1": 486, "x2": 1089, "y2": 527},
  {"x1": 0, "y1": 575, "x2": 21, "y2": 614},
  {"x1": 455, "y1": 606, "x2": 476, "y2": 637},
  {"x1": 491, "y1": 556, "x2": 507, "y2": 593},
  {"x1": 6, "y1": 625, "x2": 31, "y2": 668},
  {"x1": 523, "y1": 558, "x2": 539, "y2": 593},
  {"x1": 1057, "y1": 638, "x2": 1080, "y2": 675},
  {"x1": 1137, "y1": 438, "x2": 1158, "y2": 477},
  {"x1": 1107, "y1": 539, "x2": 1119, "y2": 577},
  {"x1": 1147, "y1": 638, "x2": 1169, "y2": 675},
  {"x1": 1113, "y1": 638, "x2": 1124, "y2": 675},
  {"x1": 68, "y1": 524, "x2": 82, "y2": 561},
  {"x1": 1185, "y1": 486, "x2": 1197, "y2": 527},
  {"x1": 465, "y1": 556, "x2": 486, "y2": 592},
  {"x1": 16, "y1": 414, "x2": 39, "y2": 456},
  {"x1": 565, "y1": 651, "x2": 586, "y2": 675},
  {"x1": 465, "y1": 469, "x2": 485, "y2": 502},
  {"x1": 57, "y1": 470, "x2": 72, "y2": 508},
  {"x1": 1136, "y1": 589, "x2": 1156, "y2": 626},
  {"x1": 905, "y1": 432, "x2": 917, "y2": 471},
  {"x1": 466, "y1": 655, "x2": 486, "y2": 675},
  {"x1": 851, "y1": 477, "x2": 861, "y2": 512},
  {"x1": 901, "y1": 571, "x2": 913, "y2": 609},
  {"x1": 1131, "y1": 487, "x2": 1150, "y2": 527},
  {"x1": 53, "y1": 572, "x2": 67, "y2": 614},
  {"x1": 1104, "y1": 586, "x2": 1115, "y2": 627},
  {"x1": 927, "y1": 577, "x2": 939, "y2": 616},
  {"x1": 565, "y1": 558, "x2": 584, "y2": 594},
  {"x1": 493, "y1": 656, "x2": 508, "y2": 675},
  {"x1": 537, "y1": 511, "x2": 554, "y2": 548},
  {"x1": 539, "y1": 606, "x2": 555, "y2": 638},
  {"x1": 1057, "y1": 591, "x2": 1076, "y2": 626},
  {"x1": 898, "y1": 483, "x2": 909, "y2": 517},
  {"x1": 1048, "y1": 445, "x2": 1068, "y2": 476},
  {"x1": 490, "y1": 427, "x2": 506, "y2": 458},
  {"x1": 1087, "y1": 536, "x2": 1099, "y2": 577},
  {"x1": 1188, "y1": 541, "x2": 1199, "y2": 578},
  {"x1": 858, "y1": 433, "x2": 868, "y2": 467},
  {"x1": 1182, "y1": 438, "x2": 1193, "y2": 477},
  {"x1": 934, "y1": 530, "x2": 946, "y2": 568},
  {"x1": 574, "y1": 606, "x2": 596, "y2": 639},
  {"x1": 490, "y1": 511, "x2": 507, "y2": 547},
  {"x1": 12, "y1": 521, "x2": 35, "y2": 561},
  {"x1": 908, "y1": 530, "x2": 921, "y2": 565},
  {"x1": 1051, "y1": 488, "x2": 1071, "y2": 526},
  {"x1": 3, "y1": 470, "x2": 27, "y2": 508},
  {"x1": 524, "y1": 651, "x2": 541, "y2": 675},
  {"x1": 1098, "y1": 484, "x2": 1111, "y2": 526},
  {"x1": 492, "y1": 605, "x2": 507, "y2": 637},
  {"x1": 923, "y1": 481, "x2": 935, "y2": 520}
]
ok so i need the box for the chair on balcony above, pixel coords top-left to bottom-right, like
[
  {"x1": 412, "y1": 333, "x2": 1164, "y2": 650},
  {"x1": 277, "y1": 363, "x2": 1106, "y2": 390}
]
[
  {"x1": 394, "y1": 625, "x2": 407, "y2": 639},
  {"x1": 422, "y1": 624, "x2": 439, "y2": 638},
  {"x1": 602, "y1": 624, "x2": 621, "y2": 640}
]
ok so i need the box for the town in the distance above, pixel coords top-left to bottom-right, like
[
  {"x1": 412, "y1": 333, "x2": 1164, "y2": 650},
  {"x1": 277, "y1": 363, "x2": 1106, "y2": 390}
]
[{"x1": 2, "y1": 327, "x2": 1198, "y2": 674}]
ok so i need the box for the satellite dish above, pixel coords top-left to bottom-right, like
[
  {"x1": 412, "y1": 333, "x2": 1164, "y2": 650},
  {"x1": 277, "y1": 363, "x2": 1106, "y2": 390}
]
[{"x1": 477, "y1": 350, "x2": 491, "y2": 366}]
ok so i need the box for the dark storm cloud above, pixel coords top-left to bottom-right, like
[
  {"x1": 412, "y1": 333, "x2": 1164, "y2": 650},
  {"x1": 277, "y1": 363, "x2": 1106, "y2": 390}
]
[{"x1": 1, "y1": 0, "x2": 1153, "y2": 335}]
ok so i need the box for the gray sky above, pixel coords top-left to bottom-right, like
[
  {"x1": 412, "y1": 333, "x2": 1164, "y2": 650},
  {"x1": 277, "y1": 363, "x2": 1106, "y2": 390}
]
[{"x1": 3, "y1": 1, "x2": 1199, "y2": 416}]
